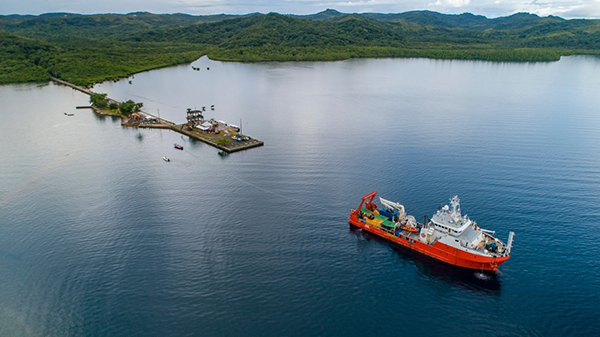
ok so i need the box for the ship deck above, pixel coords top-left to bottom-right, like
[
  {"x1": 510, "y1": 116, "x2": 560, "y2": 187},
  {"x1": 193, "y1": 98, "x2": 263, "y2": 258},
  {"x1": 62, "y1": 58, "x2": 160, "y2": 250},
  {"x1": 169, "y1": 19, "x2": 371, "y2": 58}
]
[
  {"x1": 359, "y1": 207, "x2": 420, "y2": 240},
  {"x1": 359, "y1": 207, "x2": 500, "y2": 258}
]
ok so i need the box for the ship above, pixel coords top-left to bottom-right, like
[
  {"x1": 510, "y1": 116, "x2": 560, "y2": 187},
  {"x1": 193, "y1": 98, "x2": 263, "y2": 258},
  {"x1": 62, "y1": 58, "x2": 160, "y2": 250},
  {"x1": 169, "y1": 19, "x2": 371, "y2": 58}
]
[{"x1": 349, "y1": 192, "x2": 514, "y2": 271}]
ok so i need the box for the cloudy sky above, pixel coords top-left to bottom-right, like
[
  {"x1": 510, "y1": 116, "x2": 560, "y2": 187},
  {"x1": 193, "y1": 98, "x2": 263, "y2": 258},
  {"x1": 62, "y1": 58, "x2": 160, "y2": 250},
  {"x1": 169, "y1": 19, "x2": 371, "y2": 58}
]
[{"x1": 2, "y1": 0, "x2": 599, "y2": 19}]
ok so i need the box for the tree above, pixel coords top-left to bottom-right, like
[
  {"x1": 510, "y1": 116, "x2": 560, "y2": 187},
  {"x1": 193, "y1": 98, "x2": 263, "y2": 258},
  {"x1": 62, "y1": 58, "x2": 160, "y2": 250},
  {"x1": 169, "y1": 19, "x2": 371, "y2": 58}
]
[
  {"x1": 118, "y1": 99, "x2": 136, "y2": 116},
  {"x1": 90, "y1": 93, "x2": 108, "y2": 109},
  {"x1": 134, "y1": 102, "x2": 143, "y2": 113}
]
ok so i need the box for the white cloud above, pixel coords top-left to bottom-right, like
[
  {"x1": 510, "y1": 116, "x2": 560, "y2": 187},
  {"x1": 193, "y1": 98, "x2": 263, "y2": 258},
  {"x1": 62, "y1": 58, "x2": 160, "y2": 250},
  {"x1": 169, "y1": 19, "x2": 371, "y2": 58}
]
[
  {"x1": 429, "y1": 0, "x2": 472, "y2": 8},
  {"x1": 514, "y1": 0, "x2": 600, "y2": 18}
]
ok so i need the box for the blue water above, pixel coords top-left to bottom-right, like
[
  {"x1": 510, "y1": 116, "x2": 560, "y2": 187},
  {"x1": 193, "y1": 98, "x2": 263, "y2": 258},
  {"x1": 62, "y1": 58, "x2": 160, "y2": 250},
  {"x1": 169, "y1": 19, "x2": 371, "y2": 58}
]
[{"x1": 1, "y1": 56, "x2": 600, "y2": 336}]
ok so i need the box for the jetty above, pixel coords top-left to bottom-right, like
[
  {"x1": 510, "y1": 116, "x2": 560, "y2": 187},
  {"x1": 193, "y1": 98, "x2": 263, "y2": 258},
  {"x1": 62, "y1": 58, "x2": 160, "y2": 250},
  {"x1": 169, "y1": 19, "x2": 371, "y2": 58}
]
[{"x1": 52, "y1": 77, "x2": 264, "y2": 153}]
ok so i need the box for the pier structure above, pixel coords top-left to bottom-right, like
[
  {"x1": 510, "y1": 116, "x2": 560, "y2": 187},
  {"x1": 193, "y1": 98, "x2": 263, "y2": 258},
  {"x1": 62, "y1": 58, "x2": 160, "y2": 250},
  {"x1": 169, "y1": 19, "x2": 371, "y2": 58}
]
[
  {"x1": 52, "y1": 77, "x2": 264, "y2": 153},
  {"x1": 186, "y1": 109, "x2": 204, "y2": 127}
]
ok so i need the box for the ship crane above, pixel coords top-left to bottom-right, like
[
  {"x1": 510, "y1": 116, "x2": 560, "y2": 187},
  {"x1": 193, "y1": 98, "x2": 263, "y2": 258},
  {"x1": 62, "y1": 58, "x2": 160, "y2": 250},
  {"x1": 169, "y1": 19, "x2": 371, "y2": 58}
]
[
  {"x1": 506, "y1": 231, "x2": 515, "y2": 254},
  {"x1": 379, "y1": 197, "x2": 406, "y2": 221}
]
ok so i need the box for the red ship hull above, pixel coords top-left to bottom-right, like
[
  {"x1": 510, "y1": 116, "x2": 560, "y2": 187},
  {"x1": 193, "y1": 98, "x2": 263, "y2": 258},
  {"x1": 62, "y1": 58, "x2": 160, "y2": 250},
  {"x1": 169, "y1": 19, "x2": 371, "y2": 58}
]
[{"x1": 349, "y1": 192, "x2": 510, "y2": 271}]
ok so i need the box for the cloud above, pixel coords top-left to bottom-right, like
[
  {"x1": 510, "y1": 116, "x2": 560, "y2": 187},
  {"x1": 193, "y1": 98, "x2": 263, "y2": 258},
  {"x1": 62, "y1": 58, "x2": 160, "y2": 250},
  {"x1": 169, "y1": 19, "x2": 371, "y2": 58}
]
[
  {"x1": 429, "y1": 0, "x2": 471, "y2": 8},
  {"x1": 515, "y1": 0, "x2": 600, "y2": 18}
]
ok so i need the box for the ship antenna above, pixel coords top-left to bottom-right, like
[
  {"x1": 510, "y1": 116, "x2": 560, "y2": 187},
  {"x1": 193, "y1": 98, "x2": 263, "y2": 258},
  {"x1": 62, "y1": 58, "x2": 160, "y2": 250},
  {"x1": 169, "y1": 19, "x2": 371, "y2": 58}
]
[{"x1": 450, "y1": 195, "x2": 461, "y2": 217}]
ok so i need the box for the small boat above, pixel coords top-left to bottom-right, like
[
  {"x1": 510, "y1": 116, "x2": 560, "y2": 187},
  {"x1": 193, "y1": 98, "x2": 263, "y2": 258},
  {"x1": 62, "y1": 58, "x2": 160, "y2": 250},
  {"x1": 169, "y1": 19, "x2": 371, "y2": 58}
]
[
  {"x1": 163, "y1": 156, "x2": 170, "y2": 162},
  {"x1": 349, "y1": 192, "x2": 515, "y2": 271},
  {"x1": 174, "y1": 143, "x2": 184, "y2": 150},
  {"x1": 400, "y1": 225, "x2": 420, "y2": 233}
]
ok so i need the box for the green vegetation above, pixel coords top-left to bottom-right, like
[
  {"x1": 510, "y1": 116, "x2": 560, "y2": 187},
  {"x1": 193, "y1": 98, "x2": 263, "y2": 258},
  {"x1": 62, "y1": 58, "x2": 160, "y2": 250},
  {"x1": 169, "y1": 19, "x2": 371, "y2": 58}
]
[
  {"x1": 90, "y1": 94, "x2": 141, "y2": 116},
  {"x1": 0, "y1": 32, "x2": 53, "y2": 83},
  {"x1": 43, "y1": 41, "x2": 208, "y2": 85},
  {"x1": 1, "y1": 10, "x2": 600, "y2": 85},
  {"x1": 118, "y1": 100, "x2": 143, "y2": 116},
  {"x1": 0, "y1": 30, "x2": 208, "y2": 86},
  {"x1": 208, "y1": 45, "x2": 564, "y2": 62},
  {"x1": 90, "y1": 92, "x2": 108, "y2": 108}
]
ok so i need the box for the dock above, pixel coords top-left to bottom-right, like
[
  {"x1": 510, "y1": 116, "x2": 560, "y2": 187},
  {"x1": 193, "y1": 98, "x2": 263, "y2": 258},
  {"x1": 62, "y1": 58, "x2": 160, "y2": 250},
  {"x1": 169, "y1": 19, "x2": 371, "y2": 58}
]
[
  {"x1": 51, "y1": 77, "x2": 95, "y2": 96},
  {"x1": 52, "y1": 77, "x2": 264, "y2": 153},
  {"x1": 171, "y1": 124, "x2": 264, "y2": 153}
]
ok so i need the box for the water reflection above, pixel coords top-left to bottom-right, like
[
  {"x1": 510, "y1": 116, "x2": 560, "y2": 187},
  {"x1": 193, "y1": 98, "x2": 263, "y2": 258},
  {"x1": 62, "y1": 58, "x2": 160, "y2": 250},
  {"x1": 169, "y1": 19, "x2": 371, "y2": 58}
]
[
  {"x1": 92, "y1": 112, "x2": 122, "y2": 125},
  {"x1": 4, "y1": 56, "x2": 600, "y2": 336},
  {"x1": 349, "y1": 225, "x2": 501, "y2": 296}
]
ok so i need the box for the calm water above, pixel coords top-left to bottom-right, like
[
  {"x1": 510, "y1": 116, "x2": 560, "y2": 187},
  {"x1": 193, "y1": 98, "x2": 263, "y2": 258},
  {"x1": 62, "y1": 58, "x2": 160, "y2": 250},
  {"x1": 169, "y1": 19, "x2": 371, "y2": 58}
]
[{"x1": 1, "y1": 56, "x2": 600, "y2": 336}]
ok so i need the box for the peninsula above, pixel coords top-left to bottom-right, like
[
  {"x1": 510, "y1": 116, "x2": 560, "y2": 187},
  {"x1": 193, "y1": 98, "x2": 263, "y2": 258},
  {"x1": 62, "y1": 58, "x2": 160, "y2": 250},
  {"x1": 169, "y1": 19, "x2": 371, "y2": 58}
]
[{"x1": 52, "y1": 77, "x2": 264, "y2": 153}]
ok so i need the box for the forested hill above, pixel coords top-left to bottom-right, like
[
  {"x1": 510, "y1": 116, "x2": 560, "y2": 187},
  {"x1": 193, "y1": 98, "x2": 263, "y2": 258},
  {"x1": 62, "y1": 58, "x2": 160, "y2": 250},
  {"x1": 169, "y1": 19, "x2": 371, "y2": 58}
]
[
  {"x1": 4, "y1": 9, "x2": 599, "y2": 48},
  {"x1": 1, "y1": 9, "x2": 600, "y2": 85},
  {"x1": 129, "y1": 11, "x2": 600, "y2": 51},
  {"x1": 132, "y1": 14, "x2": 404, "y2": 48},
  {"x1": 0, "y1": 12, "x2": 240, "y2": 39}
]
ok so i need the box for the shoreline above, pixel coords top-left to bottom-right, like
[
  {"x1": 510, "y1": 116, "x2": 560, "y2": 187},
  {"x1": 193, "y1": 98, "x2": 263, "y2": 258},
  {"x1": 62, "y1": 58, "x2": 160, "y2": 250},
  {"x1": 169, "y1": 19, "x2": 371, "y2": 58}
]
[{"x1": 7, "y1": 48, "x2": 592, "y2": 87}]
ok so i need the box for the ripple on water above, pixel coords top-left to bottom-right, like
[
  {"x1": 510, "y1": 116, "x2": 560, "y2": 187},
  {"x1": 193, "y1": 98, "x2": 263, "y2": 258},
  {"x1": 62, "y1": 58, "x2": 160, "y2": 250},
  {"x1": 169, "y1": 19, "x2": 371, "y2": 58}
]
[{"x1": 2, "y1": 57, "x2": 600, "y2": 336}]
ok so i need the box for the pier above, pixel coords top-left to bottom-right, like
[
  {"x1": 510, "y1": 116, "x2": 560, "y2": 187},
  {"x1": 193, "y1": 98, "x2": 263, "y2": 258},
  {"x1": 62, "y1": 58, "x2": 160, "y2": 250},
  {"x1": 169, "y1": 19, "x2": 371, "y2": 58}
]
[
  {"x1": 52, "y1": 77, "x2": 264, "y2": 153},
  {"x1": 171, "y1": 123, "x2": 264, "y2": 153}
]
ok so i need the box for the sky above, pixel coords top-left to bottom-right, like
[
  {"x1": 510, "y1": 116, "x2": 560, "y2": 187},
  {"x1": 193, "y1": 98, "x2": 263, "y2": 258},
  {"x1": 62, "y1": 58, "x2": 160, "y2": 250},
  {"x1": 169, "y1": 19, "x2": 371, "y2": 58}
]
[{"x1": 1, "y1": 0, "x2": 599, "y2": 19}]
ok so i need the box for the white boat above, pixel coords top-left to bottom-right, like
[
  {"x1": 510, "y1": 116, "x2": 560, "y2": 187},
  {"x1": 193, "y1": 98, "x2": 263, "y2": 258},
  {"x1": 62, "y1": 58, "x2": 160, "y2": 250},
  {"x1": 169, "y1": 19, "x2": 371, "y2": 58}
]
[{"x1": 163, "y1": 156, "x2": 170, "y2": 162}]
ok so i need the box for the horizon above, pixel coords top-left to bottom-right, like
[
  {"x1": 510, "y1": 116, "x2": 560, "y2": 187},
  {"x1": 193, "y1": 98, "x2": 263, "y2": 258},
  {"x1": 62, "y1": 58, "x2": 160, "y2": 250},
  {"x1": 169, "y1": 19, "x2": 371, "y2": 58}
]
[
  {"x1": 1, "y1": 0, "x2": 599, "y2": 20},
  {"x1": 0, "y1": 8, "x2": 593, "y2": 21}
]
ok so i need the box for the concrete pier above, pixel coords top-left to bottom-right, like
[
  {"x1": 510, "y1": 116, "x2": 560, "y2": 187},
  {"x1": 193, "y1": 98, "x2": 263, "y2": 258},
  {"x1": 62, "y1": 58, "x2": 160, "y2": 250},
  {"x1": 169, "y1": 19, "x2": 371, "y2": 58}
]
[{"x1": 171, "y1": 125, "x2": 264, "y2": 153}]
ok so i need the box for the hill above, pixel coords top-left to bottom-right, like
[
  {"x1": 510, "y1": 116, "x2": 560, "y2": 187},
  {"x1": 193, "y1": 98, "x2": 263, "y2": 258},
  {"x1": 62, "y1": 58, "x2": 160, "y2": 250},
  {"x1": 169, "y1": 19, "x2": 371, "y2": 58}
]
[
  {"x1": 193, "y1": 13, "x2": 402, "y2": 48},
  {"x1": 0, "y1": 31, "x2": 54, "y2": 83},
  {"x1": 1, "y1": 10, "x2": 599, "y2": 85},
  {"x1": 0, "y1": 12, "x2": 239, "y2": 40}
]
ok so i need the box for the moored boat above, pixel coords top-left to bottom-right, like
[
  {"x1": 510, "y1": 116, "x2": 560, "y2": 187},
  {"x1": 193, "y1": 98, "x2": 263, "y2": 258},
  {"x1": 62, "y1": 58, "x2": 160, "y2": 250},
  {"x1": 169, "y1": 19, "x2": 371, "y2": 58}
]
[{"x1": 349, "y1": 192, "x2": 514, "y2": 271}]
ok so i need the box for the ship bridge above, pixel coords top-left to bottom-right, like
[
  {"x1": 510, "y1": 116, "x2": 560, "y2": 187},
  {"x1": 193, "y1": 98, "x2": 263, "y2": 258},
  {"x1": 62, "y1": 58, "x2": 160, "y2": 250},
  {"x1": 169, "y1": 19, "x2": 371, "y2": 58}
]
[{"x1": 430, "y1": 195, "x2": 473, "y2": 236}]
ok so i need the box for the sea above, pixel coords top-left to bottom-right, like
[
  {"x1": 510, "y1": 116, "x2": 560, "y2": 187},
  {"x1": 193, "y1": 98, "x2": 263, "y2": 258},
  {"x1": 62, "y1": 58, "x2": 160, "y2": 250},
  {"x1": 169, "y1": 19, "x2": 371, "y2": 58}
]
[{"x1": 1, "y1": 55, "x2": 599, "y2": 336}]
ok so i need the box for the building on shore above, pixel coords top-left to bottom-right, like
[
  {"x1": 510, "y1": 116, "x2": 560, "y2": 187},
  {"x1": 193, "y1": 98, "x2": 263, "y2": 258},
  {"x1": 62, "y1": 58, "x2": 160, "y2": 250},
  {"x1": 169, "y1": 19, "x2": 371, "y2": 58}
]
[{"x1": 186, "y1": 109, "x2": 204, "y2": 127}]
